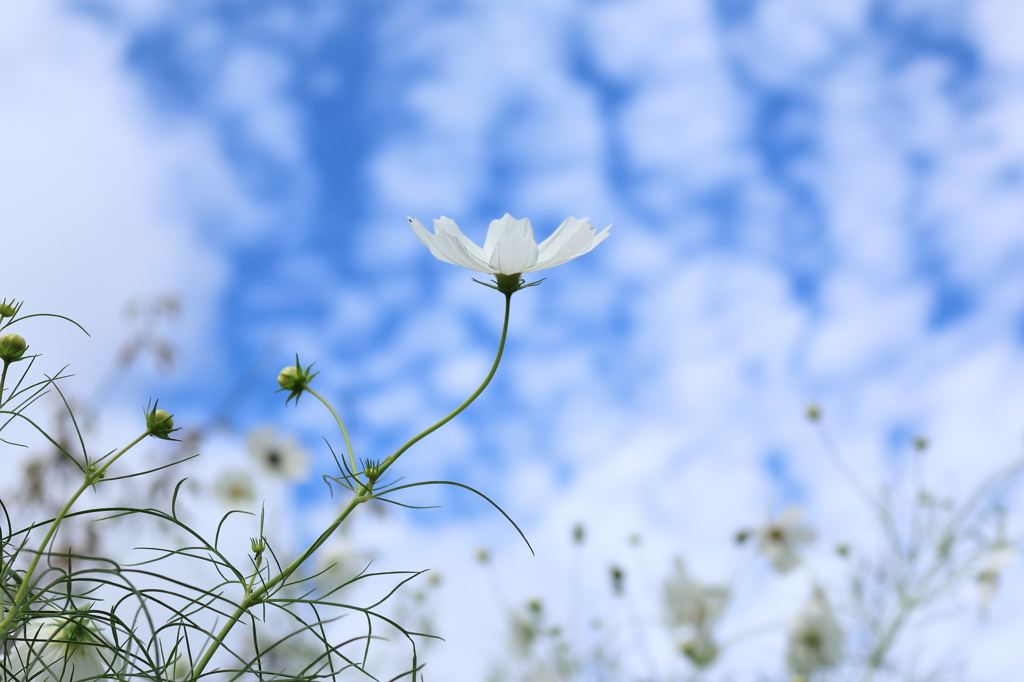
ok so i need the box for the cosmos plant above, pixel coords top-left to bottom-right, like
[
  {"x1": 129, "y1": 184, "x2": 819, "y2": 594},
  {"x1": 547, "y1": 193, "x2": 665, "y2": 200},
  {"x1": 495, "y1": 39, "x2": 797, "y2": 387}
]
[{"x1": 0, "y1": 217, "x2": 608, "y2": 681}]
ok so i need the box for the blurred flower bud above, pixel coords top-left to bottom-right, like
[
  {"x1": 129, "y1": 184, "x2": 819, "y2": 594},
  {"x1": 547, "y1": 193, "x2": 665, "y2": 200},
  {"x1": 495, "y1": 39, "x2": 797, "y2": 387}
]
[
  {"x1": 610, "y1": 565, "x2": 625, "y2": 596},
  {"x1": 805, "y1": 403, "x2": 821, "y2": 422},
  {"x1": 913, "y1": 436, "x2": 929, "y2": 451},
  {"x1": 735, "y1": 529, "x2": 751, "y2": 545},
  {"x1": 475, "y1": 547, "x2": 491, "y2": 564},
  {"x1": 145, "y1": 402, "x2": 179, "y2": 440},
  {"x1": 277, "y1": 355, "x2": 319, "y2": 405},
  {"x1": 835, "y1": 544, "x2": 851, "y2": 558},
  {"x1": 0, "y1": 333, "x2": 27, "y2": 362},
  {"x1": 572, "y1": 523, "x2": 586, "y2": 545}
]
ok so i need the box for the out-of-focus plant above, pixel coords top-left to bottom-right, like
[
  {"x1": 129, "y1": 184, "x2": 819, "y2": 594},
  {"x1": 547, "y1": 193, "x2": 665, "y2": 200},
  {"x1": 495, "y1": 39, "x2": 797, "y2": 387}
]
[
  {"x1": 0, "y1": 214, "x2": 611, "y2": 681},
  {"x1": 475, "y1": 403, "x2": 1020, "y2": 682}
]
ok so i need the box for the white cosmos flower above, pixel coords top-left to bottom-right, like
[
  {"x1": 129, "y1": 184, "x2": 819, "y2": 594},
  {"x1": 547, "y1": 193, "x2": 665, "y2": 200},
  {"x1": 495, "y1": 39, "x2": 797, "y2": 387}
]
[
  {"x1": 977, "y1": 542, "x2": 1016, "y2": 614},
  {"x1": 213, "y1": 468, "x2": 259, "y2": 507},
  {"x1": 408, "y1": 213, "x2": 610, "y2": 275},
  {"x1": 663, "y1": 559, "x2": 730, "y2": 629},
  {"x1": 757, "y1": 506, "x2": 817, "y2": 573},
  {"x1": 9, "y1": 615, "x2": 114, "y2": 682},
  {"x1": 315, "y1": 537, "x2": 369, "y2": 591},
  {"x1": 245, "y1": 426, "x2": 310, "y2": 481},
  {"x1": 787, "y1": 588, "x2": 844, "y2": 676}
]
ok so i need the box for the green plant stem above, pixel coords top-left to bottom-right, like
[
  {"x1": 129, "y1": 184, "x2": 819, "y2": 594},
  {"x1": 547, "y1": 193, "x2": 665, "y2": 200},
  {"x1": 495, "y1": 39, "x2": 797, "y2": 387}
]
[
  {"x1": 189, "y1": 292, "x2": 514, "y2": 680},
  {"x1": 379, "y1": 292, "x2": 512, "y2": 475},
  {"x1": 307, "y1": 387, "x2": 358, "y2": 487},
  {"x1": 0, "y1": 360, "x2": 9, "y2": 408},
  {"x1": 0, "y1": 429, "x2": 150, "y2": 633},
  {"x1": 189, "y1": 493, "x2": 367, "y2": 681}
]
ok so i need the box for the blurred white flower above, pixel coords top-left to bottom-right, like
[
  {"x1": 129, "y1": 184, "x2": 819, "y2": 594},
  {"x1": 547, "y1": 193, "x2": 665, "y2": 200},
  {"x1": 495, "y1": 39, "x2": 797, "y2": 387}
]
[
  {"x1": 976, "y1": 543, "x2": 1015, "y2": 614},
  {"x1": 246, "y1": 426, "x2": 310, "y2": 481},
  {"x1": 757, "y1": 507, "x2": 816, "y2": 573},
  {"x1": 9, "y1": 615, "x2": 113, "y2": 682},
  {"x1": 679, "y1": 628, "x2": 720, "y2": 669},
  {"x1": 409, "y1": 214, "x2": 610, "y2": 275},
  {"x1": 213, "y1": 468, "x2": 258, "y2": 507},
  {"x1": 787, "y1": 589, "x2": 844, "y2": 676},
  {"x1": 315, "y1": 537, "x2": 368, "y2": 592},
  {"x1": 663, "y1": 558, "x2": 729, "y2": 629}
]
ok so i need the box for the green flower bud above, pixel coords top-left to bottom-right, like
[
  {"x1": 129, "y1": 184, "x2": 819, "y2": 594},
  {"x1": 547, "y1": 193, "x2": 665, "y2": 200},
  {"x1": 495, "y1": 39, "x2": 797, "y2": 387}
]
[
  {"x1": 145, "y1": 401, "x2": 180, "y2": 440},
  {"x1": 251, "y1": 536, "x2": 266, "y2": 554},
  {"x1": 0, "y1": 300, "x2": 18, "y2": 319},
  {"x1": 0, "y1": 333, "x2": 27, "y2": 362},
  {"x1": 277, "y1": 365, "x2": 299, "y2": 388},
  {"x1": 277, "y1": 355, "x2": 319, "y2": 405}
]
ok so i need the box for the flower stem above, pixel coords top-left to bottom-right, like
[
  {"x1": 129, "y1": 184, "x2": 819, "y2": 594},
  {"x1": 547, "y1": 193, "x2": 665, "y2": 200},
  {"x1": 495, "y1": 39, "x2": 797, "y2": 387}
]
[
  {"x1": 189, "y1": 492, "x2": 367, "y2": 681},
  {"x1": 0, "y1": 361, "x2": 9, "y2": 408},
  {"x1": 189, "y1": 292, "x2": 514, "y2": 678},
  {"x1": 0, "y1": 429, "x2": 150, "y2": 633},
  {"x1": 380, "y1": 292, "x2": 512, "y2": 474},
  {"x1": 306, "y1": 387, "x2": 359, "y2": 487}
]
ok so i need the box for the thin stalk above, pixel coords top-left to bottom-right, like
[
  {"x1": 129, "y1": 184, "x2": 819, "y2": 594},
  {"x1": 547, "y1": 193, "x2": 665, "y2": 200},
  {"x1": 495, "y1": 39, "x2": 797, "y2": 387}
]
[
  {"x1": 189, "y1": 292, "x2": 514, "y2": 679},
  {"x1": 380, "y1": 292, "x2": 512, "y2": 474},
  {"x1": 189, "y1": 493, "x2": 367, "y2": 681},
  {"x1": 0, "y1": 361, "x2": 9, "y2": 408},
  {"x1": 0, "y1": 429, "x2": 150, "y2": 632},
  {"x1": 307, "y1": 387, "x2": 358, "y2": 487}
]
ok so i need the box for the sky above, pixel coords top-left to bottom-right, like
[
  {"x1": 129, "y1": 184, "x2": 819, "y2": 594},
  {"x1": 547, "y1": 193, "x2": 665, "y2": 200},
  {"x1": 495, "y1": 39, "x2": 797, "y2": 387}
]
[{"x1": 4, "y1": 0, "x2": 1024, "y2": 679}]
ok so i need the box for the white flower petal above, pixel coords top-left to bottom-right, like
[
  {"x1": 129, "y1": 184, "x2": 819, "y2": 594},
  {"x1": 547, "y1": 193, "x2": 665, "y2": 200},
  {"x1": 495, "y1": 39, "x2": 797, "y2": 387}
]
[
  {"x1": 409, "y1": 217, "x2": 493, "y2": 272},
  {"x1": 483, "y1": 214, "x2": 534, "y2": 258},
  {"x1": 530, "y1": 219, "x2": 611, "y2": 272},
  {"x1": 434, "y1": 230, "x2": 495, "y2": 272},
  {"x1": 531, "y1": 220, "x2": 595, "y2": 270},
  {"x1": 409, "y1": 217, "x2": 456, "y2": 265},
  {"x1": 488, "y1": 236, "x2": 539, "y2": 275},
  {"x1": 433, "y1": 216, "x2": 487, "y2": 262},
  {"x1": 411, "y1": 213, "x2": 607, "y2": 276},
  {"x1": 537, "y1": 216, "x2": 587, "y2": 254}
]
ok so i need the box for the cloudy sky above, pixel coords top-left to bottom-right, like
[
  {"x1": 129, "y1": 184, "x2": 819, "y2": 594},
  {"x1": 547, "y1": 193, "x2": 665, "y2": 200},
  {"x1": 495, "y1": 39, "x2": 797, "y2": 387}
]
[{"x1": 4, "y1": 0, "x2": 1024, "y2": 679}]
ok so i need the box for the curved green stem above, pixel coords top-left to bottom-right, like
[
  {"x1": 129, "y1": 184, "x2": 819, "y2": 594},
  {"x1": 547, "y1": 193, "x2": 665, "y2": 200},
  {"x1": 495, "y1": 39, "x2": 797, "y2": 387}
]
[
  {"x1": 189, "y1": 493, "x2": 367, "y2": 681},
  {"x1": 189, "y1": 292, "x2": 514, "y2": 679},
  {"x1": 0, "y1": 429, "x2": 150, "y2": 633},
  {"x1": 307, "y1": 387, "x2": 358, "y2": 486},
  {"x1": 380, "y1": 292, "x2": 512, "y2": 474}
]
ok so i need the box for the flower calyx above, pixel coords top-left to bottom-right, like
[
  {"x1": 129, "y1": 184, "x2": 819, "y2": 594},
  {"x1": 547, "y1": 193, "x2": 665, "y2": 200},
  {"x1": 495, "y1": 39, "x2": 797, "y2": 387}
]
[
  {"x1": 0, "y1": 299, "x2": 20, "y2": 319},
  {"x1": 473, "y1": 273, "x2": 545, "y2": 296},
  {"x1": 361, "y1": 458, "x2": 384, "y2": 486},
  {"x1": 145, "y1": 400, "x2": 180, "y2": 440},
  {"x1": 250, "y1": 535, "x2": 267, "y2": 571},
  {"x1": 277, "y1": 355, "x2": 319, "y2": 405},
  {"x1": 0, "y1": 333, "x2": 28, "y2": 363}
]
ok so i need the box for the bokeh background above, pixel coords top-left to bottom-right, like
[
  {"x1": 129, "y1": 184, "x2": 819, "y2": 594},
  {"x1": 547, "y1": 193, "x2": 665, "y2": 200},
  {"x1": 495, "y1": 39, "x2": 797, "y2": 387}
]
[{"x1": 4, "y1": 0, "x2": 1024, "y2": 679}]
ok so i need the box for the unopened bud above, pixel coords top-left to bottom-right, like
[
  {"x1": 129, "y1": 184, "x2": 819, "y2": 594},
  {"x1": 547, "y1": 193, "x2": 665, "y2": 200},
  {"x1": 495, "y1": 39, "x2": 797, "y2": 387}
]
[
  {"x1": 0, "y1": 333, "x2": 27, "y2": 362},
  {"x1": 805, "y1": 403, "x2": 821, "y2": 422},
  {"x1": 277, "y1": 355, "x2": 319, "y2": 405},
  {"x1": 145, "y1": 402, "x2": 179, "y2": 440},
  {"x1": 0, "y1": 300, "x2": 17, "y2": 318}
]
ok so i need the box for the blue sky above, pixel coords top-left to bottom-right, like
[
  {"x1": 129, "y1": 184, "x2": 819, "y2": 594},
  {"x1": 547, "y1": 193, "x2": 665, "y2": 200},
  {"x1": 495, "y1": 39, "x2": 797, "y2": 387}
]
[{"x1": 5, "y1": 0, "x2": 1024, "y2": 679}]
